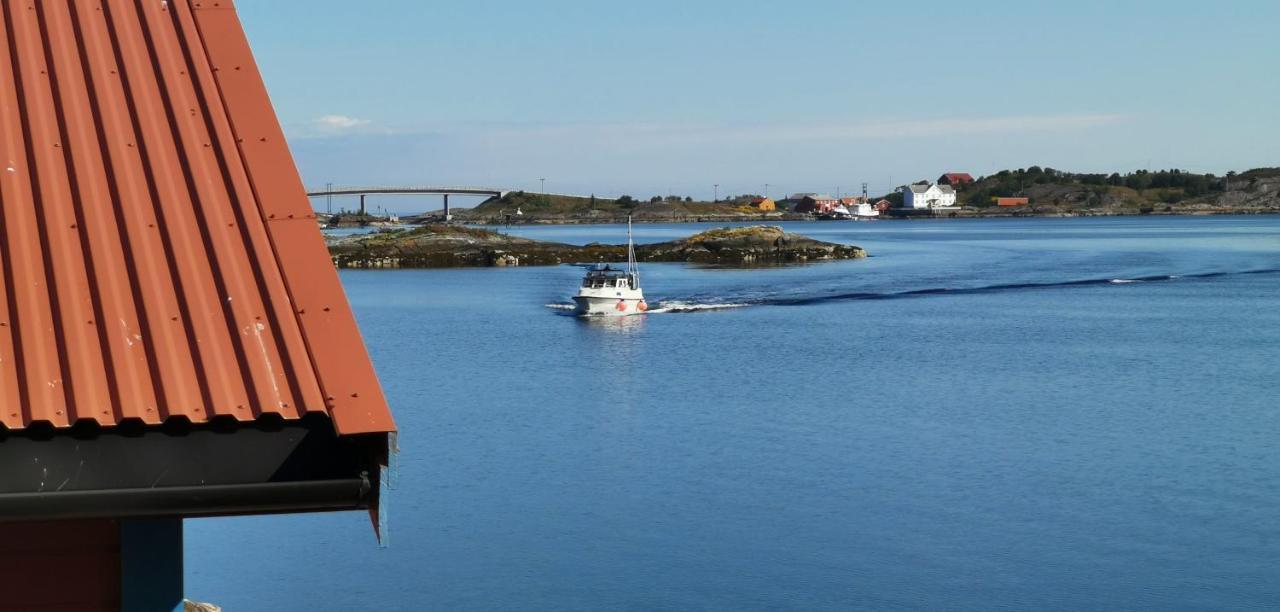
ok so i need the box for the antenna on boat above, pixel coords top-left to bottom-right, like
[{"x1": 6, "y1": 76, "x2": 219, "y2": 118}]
[{"x1": 627, "y1": 215, "x2": 639, "y2": 288}]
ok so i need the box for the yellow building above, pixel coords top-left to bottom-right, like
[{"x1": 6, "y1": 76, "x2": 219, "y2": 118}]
[{"x1": 752, "y1": 197, "x2": 777, "y2": 211}]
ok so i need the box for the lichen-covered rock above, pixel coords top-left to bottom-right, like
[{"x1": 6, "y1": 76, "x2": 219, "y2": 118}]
[
  {"x1": 637, "y1": 226, "x2": 866, "y2": 264},
  {"x1": 326, "y1": 224, "x2": 866, "y2": 269}
]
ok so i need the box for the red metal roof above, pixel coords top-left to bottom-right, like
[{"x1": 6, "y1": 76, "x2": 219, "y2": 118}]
[
  {"x1": 940, "y1": 172, "x2": 975, "y2": 184},
  {"x1": 0, "y1": 0, "x2": 393, "y2": 435}
]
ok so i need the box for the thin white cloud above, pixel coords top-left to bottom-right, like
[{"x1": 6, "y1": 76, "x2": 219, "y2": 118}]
[
  {"x1": 763, "y1": 113, "x2": 1126, "y2": 141},
  {"x1": 284, "y1": 114, "x2": 380, "y2": 138},
  {"x1": 288, "y1": 113, "x2": 1124, "y2": 145},
  {"x1": 315, "y1": 114, "x2": 371, "y2": 130},
  {"x1": 287, "y1": 113, "x2": 1133, "y2": 195},
  {"x1": 458, "y1": 113, "x2": 1127, "y2": 147}
]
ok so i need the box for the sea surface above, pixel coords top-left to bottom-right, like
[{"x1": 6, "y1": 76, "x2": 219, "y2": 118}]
[{"x1": 187, "y1": 215, "x2": 1280, "y2": 610}]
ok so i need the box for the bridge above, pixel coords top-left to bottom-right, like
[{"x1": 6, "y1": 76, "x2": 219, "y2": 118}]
[
  {"x1": 305, "y1": 185, "x2": 612, "y2": 219},
  {"x1": 305, "y1": 186, "x2": 511, "y2": 220}
]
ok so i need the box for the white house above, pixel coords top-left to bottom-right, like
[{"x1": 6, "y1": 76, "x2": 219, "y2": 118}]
[{"x1": 903, "y1": 182, "x2": 957, "y2": 209}]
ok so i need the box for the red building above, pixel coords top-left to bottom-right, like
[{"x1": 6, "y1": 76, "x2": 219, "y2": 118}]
[
  {"x1": 938, "y1": 172, "x2": 975, "y2": 187},
  {"x1": 0, "y1": 2, "x2": 396, "y2": 609},
  {"x1": 874, "y1": 199, "x2": 893, "y2": 213},
  {"x1": 793, "y1": 194, "x2": 840, "y2": 214},
  {"x1": 996, "y1": 197, "x2": 1031, "y2": 207}
]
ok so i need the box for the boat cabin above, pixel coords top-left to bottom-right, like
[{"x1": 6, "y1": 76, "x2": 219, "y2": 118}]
[{"x1": 582, "y1": 266, "x2": 637, "y2": 290}]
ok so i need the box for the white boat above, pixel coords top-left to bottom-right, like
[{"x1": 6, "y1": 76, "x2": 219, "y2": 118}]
[
  {"x1": 817, "y1": 205, "x2": 853, "y2": 220},
  {"x1": 573, "y1": 217, "x2": 647, "y2": 316},
  {"x1": 851, "y1": 202, "x2": 880, "y2": 219},
  {"x1": 820, "y1": 202, "x2": 879, "y2": 220}
]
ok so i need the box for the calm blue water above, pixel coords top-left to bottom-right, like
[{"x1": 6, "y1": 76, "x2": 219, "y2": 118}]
[{"x1": 187, "y1": 216, "x2": 1280, "y2": 610}]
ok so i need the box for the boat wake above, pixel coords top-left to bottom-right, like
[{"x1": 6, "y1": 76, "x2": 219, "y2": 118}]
[
  {"x1": 547, "y1": 268, "x2": 1280, "y2": 316},
  {"x1": 543, "y1": 300, "x2": 747, "y2": 315},
  {"x1": 644, "y1": 301, "x2": 750, "y2": 314},
  {"x1": 755, "y1": 268, "x2": 1279, "y2": 307}
]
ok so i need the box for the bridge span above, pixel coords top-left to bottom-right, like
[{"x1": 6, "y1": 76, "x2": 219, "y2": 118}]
[
  {"x1": 306, "y1": 185, "x2": 611, "y2": 219},
  {"x1": 305, "y1": 186, "x2": 510, "y2": 219},
  {"x1": 306, "y1": 185, "x2": 510, "y2": 198}
]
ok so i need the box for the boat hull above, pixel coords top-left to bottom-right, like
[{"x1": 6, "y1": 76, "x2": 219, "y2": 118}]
[{"x1": 573, "y1": 295, "x2": 648, "y2": 316}]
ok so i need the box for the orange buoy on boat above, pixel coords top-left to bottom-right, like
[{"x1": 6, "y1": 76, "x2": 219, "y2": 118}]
[{"x1": 616, "y1": 300, "x2": 627, "y2": 312}]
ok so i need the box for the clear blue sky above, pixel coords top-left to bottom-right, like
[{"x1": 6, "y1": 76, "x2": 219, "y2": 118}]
[{"x1": 236, "y1": 0, "x2": 1278, "y2": 208}]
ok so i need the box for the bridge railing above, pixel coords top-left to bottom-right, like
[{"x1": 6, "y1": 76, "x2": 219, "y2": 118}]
[
  {"x1": 305, "y1": 186, "x2": 622, "y2": 201},
  {"x1": 305, "y1": 186, "x2": 509, "y2": 197}
]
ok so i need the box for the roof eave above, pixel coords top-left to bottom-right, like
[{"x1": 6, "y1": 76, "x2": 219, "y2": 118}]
[
  {"x1": 0, "y1": 416, "x2": 391, "y2": 529},
  {"x1": 0, "y1": 477, "x2": 372, "y2": 523}
]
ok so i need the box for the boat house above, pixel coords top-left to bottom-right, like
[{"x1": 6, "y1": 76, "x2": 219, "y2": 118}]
[{"x1": 0, "y1": 1, "x2": 396, "y2": 609}]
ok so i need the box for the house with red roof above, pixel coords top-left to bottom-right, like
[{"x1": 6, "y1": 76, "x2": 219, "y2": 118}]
[{"x1": 938, "y1": 172, "x2": 975, "y2": 187}]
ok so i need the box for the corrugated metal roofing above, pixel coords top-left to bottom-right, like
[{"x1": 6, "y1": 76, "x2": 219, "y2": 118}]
[
  {"x1": 941, "y1": 172, "x2": 974, "y2": 184},
  {"x1": 0, "y1": 0, "x2": 393, "y2": 435}
]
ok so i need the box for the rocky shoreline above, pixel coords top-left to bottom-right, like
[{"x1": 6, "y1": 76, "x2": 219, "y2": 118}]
[
  {"x1": 383, "y1": 170, "x2": 1279, "y2": 225},
  {"x1": 450, "y1": 207, "x2": 1280, "y2": 225},
  {"x1": 326, "y1": 225, "x2": 867, "y2": 269}
]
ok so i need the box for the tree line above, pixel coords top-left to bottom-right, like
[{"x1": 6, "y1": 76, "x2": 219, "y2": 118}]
[{"x1": 958, "y1": 166, "x2": 1253, "y2": 206}]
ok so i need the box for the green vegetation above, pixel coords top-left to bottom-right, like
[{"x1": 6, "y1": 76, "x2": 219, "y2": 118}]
[
  {"x1": 687, "y1": 225, "x2": 784, "y2": 243},
  {"x1": 327, "y1": 224, "x2": 864, "y2": 268},
  {"x1": 1237, "y1": 167, "x2": 1280, "y2": 180},
  {"x1": 934, "y1": 166, "x2": 1280, "y2": 211},
  {"x1": 434, "y1": 166, "x2": 1280, "y2": 224},
  {"x1": 470, "y1": 191, "x2": 594, "y2": 216},
  {"x1": 464, "y1": 190, "x2": 783, "y2": 222},
  {"x1": 466, "y1": 190, "x2": 634, "y2": 218},
  {"x1": 324, "y1": 209, "x2": 392, "y2": 226},
  {"x1": 399, "y1": 224, "x2": 503, "y2": 239}
]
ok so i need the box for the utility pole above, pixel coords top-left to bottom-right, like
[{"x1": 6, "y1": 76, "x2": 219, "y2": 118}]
[
  {"x1": 764, "y1": 183, "x2": 770, "y2": 199},
  {"x1": 325, "y1": 181, "x2": 333, "y2": 214},
  {"x1": 713, "y1": 184, "x2": 719, "y2": 202},
  {"x1": 862, "y1": 182, "x2": 869, "y2": 202},
  {"x1": 539, "y1": 178, "x2": 546, "y2": 194}
]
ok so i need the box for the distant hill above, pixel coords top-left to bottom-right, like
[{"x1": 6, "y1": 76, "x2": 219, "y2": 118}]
[
  {"x1": 938, "y1": 167, "x2": 1280, "y2": 215},
  {"x1": 411, "y1": 167, "x2": 1280, "y2": 224},
  {"x1": 459, "y1": 191, "x2": 786, "y2": 223}
]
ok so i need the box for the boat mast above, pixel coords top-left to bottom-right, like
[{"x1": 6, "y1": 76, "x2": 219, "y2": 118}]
[{"x1": 627, "y1": 215, "x2": 639, "y2": 288}]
